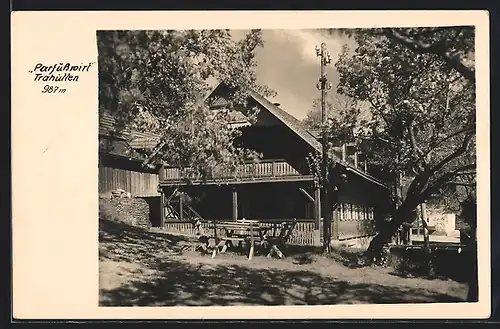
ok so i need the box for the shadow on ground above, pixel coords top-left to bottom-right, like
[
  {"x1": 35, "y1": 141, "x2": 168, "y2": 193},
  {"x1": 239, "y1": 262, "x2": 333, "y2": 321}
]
[
  {"x1": 386, "y1": 247, "x2": 475, "y2": 284},
  {"x1": 99, "y1": 218, "x2": 465, "y2": 307},
  {"x1": 307, "y1": 242, "x2": 476, "y2": 286},
  {"x1": 99, "y1": 216, "x2": 192, "y2": 266},
  {"x1": 100, "y1": 257, "x2": 464, "y2": 306}
]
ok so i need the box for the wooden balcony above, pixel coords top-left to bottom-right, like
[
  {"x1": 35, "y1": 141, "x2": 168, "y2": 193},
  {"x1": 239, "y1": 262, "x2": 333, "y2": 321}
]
[{"x1": 158, "y1": 159, "x2": 314, "y2": 186}]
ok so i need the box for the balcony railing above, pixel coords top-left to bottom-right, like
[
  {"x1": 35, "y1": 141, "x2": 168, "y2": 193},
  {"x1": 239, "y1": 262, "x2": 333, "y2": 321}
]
[{"x1": 159, "y1": 159, "x2": 312, "y2": 183}]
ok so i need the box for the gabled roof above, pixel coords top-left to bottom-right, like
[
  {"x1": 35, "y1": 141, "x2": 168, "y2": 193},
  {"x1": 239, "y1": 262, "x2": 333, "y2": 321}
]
[
  {"x1": 128, "y1": 136, "x2": 162, "y2": 150},
  {"x1": 307, "y1": 128, "x2": 321, "y2": 140},
  {"x1": 99, "y1": 138, "x2": 146, "y2": 162},
  {"x1": 99, "y1": 112, "x2": 161, "y2": 150},
  {"x1": 246, "y1": 89, "x2": 388, "y2": 189},
  {"x1": 211, "y1": 108, "x2": 252, "y2": 128},
  {"x1": 249, "y1": 90, "x2": 323, "y2": 153},
  {"x1": 99, "y1": 112, "x2": 162, "y2": 167}
]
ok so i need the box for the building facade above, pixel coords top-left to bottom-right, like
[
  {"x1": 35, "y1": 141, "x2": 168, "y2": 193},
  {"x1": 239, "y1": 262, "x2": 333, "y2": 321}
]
[{"x1": 155, "y1": 84, "x2": 392, "y2": 246}]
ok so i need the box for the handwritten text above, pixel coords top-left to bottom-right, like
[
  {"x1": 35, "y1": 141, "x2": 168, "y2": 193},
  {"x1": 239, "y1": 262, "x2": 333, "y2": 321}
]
[{"x1": 29, "y1": 62, "x2": 96, "y2": 93}]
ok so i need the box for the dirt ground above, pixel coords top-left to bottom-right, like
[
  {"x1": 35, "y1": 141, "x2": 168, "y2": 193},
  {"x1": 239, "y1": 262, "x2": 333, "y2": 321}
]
[{"x1": 99, "y1": 218, "x2": 468, "y2": 306}]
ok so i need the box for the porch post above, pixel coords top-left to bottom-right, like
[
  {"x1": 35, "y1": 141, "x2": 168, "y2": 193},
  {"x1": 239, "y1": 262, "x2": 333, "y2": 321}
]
[
  {"x1": 314, "y1": 185, "x2": 321, "y2": 246},
  {"x1": 160, "y1": 189, "x2": 165, "y2": 227},
  {"x1": 232, "y1": 187, "x2": 238, "y2": 221},
  {"x1": 179, "y1": 191, "x2": 183, "y2": 221},
  {"x1": 332, "y1": 199, "x2": 339, "y2": 241}
]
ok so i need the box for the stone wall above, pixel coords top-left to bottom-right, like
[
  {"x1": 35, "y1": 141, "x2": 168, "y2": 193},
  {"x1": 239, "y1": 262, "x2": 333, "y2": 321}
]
[{"x1": 99, "y1": 196, "x2": 160, "y2": 228}]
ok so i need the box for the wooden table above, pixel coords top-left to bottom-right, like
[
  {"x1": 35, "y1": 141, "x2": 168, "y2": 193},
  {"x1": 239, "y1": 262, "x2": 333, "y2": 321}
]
[
  {"x1": 211, "y1": 220, "x2": 269, "y2": 260},
  {"x1": 195, "y1": 219, "x2": 297, "y2": 260}
]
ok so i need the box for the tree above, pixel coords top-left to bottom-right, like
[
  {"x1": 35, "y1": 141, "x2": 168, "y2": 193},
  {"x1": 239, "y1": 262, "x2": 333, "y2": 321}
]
[
  {"x1": 97, "y1": 29, "x2": 275, "y2": 178},
  {"x1": 303, "y1": 93, "x2": 364, "y2": 165},
  {"x1": 334, "y1": 27, "x2": 476, "y2": 259},
  {"x1": 302, "y1": 93, "x2": 359, "y2": 131},
  {"x1": 329, "y1": 27, "x2": 475, "y2": 83}
]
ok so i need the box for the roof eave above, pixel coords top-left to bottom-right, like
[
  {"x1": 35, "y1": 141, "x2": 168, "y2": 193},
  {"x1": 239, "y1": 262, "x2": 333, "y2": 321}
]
[{"x1": 341, "y1": 163, "x2": 389, "y2": 190}]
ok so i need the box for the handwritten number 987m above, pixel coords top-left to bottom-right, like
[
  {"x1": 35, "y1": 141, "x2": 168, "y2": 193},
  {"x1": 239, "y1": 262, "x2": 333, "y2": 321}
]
[{"x1": 41, "y1": 85, "x2": 66, "y2": 94}]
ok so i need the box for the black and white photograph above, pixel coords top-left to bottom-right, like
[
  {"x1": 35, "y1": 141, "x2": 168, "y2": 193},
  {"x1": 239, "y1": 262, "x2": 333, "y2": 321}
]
[{"x1": 97, "y1": 26, "x2": 479, "y2": 307}]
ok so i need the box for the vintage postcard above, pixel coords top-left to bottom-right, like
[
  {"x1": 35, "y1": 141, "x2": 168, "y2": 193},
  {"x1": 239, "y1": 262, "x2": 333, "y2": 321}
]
[{"x1": 11, "y1": 10, "x2": 490, "y2": 319}]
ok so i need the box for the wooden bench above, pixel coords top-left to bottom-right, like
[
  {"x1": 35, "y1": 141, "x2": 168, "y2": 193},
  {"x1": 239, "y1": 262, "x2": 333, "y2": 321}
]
[{"x1": 266, "y1": 219, "x2": 297, "y2": 259}]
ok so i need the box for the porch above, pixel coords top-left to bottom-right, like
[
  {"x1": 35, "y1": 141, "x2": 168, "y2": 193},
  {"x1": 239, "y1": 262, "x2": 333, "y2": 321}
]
[
  {"x1": 158, "y1": 159, "x2": 313, "y2": 186},
  {"x1": 157, "y1": 162, "x2": 380, "y2": 249}
]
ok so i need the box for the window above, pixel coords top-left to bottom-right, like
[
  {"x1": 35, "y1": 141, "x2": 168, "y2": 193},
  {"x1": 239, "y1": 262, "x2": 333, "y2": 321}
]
[
  {"x1": 368, "y1": 207, "x2": 374, "y2": 220},
  {"x1": 353, "y1": 205, "x2": 359, "y2": 221},
  {"x1": 342, "y1": 204, "x2": 348, "y2": 221}
]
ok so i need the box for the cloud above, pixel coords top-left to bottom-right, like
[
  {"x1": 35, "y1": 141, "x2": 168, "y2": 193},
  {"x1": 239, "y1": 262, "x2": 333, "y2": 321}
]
[
  {"x1": 252, "y1": 29, "x2": 353, "y2": 119},
  {"x1": 226, "y1": 29, "x2": 356, "y2": 120},
  {"x1": 271, "y1": 29, "x2": 346, "y2": 65}
]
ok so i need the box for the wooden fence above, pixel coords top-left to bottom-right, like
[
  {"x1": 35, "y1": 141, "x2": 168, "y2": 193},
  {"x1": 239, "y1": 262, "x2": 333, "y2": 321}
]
[
  {"x1": 162, "y1": 220, "x2": 319, "y2": 246},
  {"x1": 162, "y1": 213, "x2": 377, "y2": 248},
  {"x1": 99, "y1": 166, "x2": 159, "y2": 197}
]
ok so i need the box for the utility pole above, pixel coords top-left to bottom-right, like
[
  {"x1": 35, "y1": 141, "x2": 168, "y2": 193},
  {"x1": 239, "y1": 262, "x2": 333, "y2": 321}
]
[{"x1": 316, "y1": 43, "x2": 333, "y2": 254}]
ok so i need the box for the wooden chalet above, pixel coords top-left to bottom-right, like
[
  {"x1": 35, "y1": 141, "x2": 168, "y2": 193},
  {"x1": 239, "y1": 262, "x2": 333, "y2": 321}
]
[
  {"x1": 153, "y1": 84, "x2": 392, "y2": 246},
  {"x1": 98, "y1": 111, "x2": 162, "y2": 198}
]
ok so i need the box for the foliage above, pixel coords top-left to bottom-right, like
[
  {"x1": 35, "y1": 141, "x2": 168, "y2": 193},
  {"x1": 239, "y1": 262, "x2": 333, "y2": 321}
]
[
  {"x1": 333, "y1": 27, "x2": 476, "y2": 255},
  {"x1": 303, "y1": 92, "x2": 361, "y2": 189},
  {"x1": 302, "y1": 93, "x2": 361, "y2": 144},
  {"x1": 97, "y1": 29, "x2": 276, "y2": 178},
  {"x1": 330, "y1": 27, "x2": 475, "y2": 82}
]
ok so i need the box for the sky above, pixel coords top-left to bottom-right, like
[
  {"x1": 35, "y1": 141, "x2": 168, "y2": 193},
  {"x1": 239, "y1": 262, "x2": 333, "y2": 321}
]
[{"x1": 231, "y1": 29, "x2": 356, "y2": 120}]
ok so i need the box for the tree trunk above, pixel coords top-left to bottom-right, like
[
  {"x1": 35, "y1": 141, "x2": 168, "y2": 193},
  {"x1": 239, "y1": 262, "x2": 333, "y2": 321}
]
[
  {"x1": 461, "y1": 198, "x2": 478, "y2": 301},
  {"x1": 364, "y1": 216, "x2": 403, "y2": 261},
  {"x1": 421, "y1": 211, "x2": 436, "y2": 278},
  {"x1": 364, "y1": 189, "x2": 423, "y2": 261},
  {"x1": 466, "y1": 227, "x2": 478, "y2": 302},
  {"x1": 466, "y1": 240, "x2": 478, "y2": 302}
]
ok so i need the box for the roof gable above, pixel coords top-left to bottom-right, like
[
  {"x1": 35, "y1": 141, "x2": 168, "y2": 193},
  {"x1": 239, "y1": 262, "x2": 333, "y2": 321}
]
[
  {"x1": 249, "y1": 90, "x2": 323, "y2": 153},
  {"x1": 99, "y1": 112, "x2": 161, "y2": 150},
  {"x1": 206, "y1": 83, "x2": 388, "y2": 189}
]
